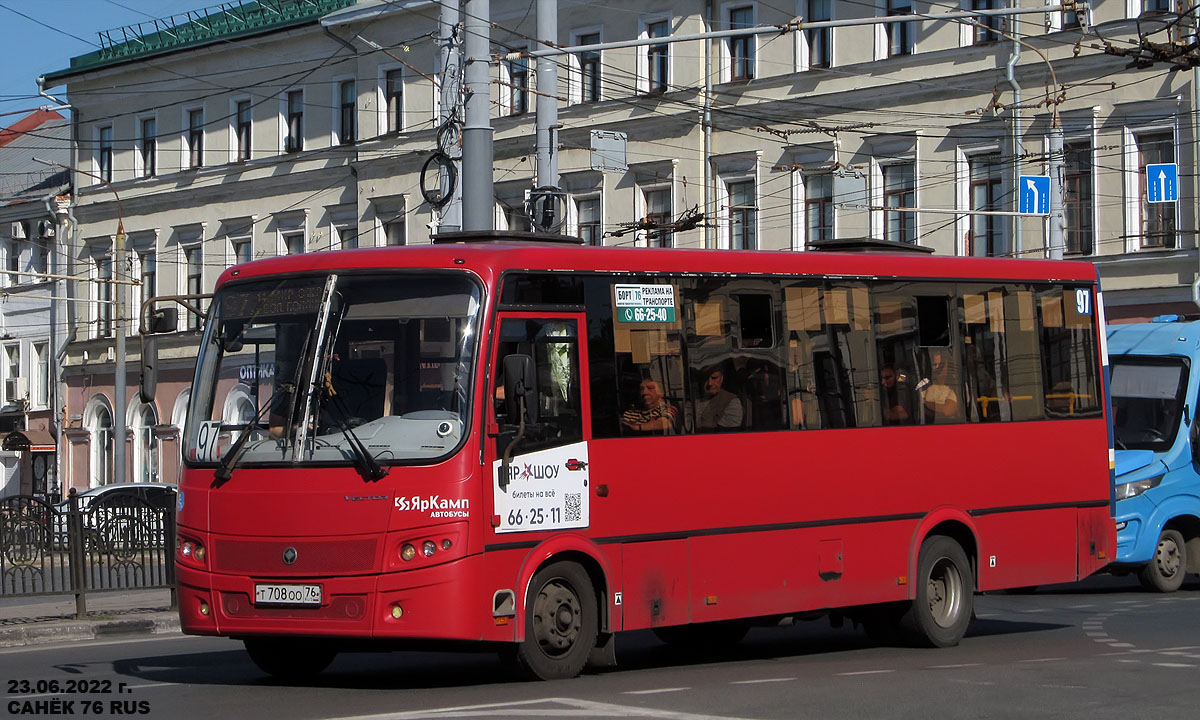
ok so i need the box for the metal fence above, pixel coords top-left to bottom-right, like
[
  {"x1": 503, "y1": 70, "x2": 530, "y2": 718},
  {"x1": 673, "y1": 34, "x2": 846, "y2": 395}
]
[{"x1": 0, "y1": 492, "x2": 176, "y2": 617}]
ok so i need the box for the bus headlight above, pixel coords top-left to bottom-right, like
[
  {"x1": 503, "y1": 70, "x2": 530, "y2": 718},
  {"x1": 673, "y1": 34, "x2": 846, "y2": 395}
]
[{"x1": 1116, "y1": 475, "x2": 1163, "y2": 500}]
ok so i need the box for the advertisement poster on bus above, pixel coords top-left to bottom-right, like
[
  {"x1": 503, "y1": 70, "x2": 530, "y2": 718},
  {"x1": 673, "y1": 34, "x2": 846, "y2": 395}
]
[{"x1": 492, "y1": 441, "x2": 590, "y2": 534}]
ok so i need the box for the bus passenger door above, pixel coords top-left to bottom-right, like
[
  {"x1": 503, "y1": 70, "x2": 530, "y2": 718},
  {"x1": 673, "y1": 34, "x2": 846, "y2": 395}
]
[{"x1": 488, "y1": 313, "x2": 592, "y2": 536}]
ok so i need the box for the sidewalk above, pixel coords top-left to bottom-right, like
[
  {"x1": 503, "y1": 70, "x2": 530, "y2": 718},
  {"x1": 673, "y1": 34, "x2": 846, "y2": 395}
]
[{"x1": 0, "y1": 589, "x2": 180, "y2": 648}]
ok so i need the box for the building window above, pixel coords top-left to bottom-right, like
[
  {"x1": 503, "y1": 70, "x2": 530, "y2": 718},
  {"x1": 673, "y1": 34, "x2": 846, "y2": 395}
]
[
  {"x1": 727, "y1": 179, "x2": 757, "y2": 250},
  {"x1": 338, "y1": 80, "x2": 356, "y2": 145},
  {"x1": 805, "y1": 173, "x2": 834, "y2": 244},
  {"x1": 230, "y1": 236, "x2": 252, "y2": 265},
  {"x1": 883, "y1": 162, "x2": 916, "y2": 244},
  {"x1": 807, "y1": 0, "x2": 832, "y2": 68},
  {"x1": 972, "y1": 0, "x2": 1000, "y2": 44},
  {"x1": 969, "y1": 152, "x2": 1004, "y2": 256},
  {"x1": 139, "y1": 117, "x2": 157, "y2": 177},
  {"x1": 729, "y1": 6, "x2": 755, "y2": 81},
  {"x1": 508, "y1": 54, "x2": 529, "y2": 115},
  {"x1": 3, "y1": 344, "x2": 19, "y2": 406},
  {"x1": 132, "y1": 403, "x2": 160, "y2": 484},
  {"x1": 577, "y1": 32, "x2": 601, "y2": 103},
  {"x1": 236, "y1": 100, "x2": 252, "y2": 162},
  {"x1": 1064, "y1": 141, "x2": 1093, "y2": 255},
  {"x1": 282, "y1": 230, "x2": 305, "y2": 255},
  {"x1": 90, "y1": 402, "x2": 114, "y2": 487},
  {"x1": 285, "y1": 90, "x2": 304, "y2": 153},
  {"x1": 646, "y1": 20, "x2": 670, "y2": 94},
  {"x1": 577, "y1": 195, "x2": 602, "y2": 245},
  {"x1": 887, "y1": 0, "x2": 913, "y2": 56},
  {"x1": 94, "y1": 256, "x2": 113, "y2": 339},
  {"x1": 383, "y1": 215, "x2": 405, "y2": 246},
  {"x1": 5, "y1": 239, "x2": 18, "y2": 284},
  {"x1": 188, "y1": 109, "x2": 204, "y2": 169},
  {"x1": 185, "y1": 245, "x2": 203, "y2": 330},
  {"x1": 337, "y1": 224, "x2": 358, "y2": 250},
  {"x1": 642, "y1": 186, "x2": 673, "y2": 247},
  {"x1": 98, "y1": 126, "x2": 113, "y2": 183},
  {"x1": 33, "y1": 342, "x2": 48, "y2": 409},
  {"x1": 1138, "y1": 130, "x2": 1177, "y2": 249},
  {"x1": 385, "y1": 69, "x2": 403, "y2": 134}
]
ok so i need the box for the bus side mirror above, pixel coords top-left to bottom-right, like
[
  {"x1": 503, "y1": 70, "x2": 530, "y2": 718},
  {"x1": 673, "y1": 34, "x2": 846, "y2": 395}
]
[
  {"x1": 503, "y1": 354, "x2": 538, "y2": 427},
  {"x1": 139, "y1": 335, "x2": 158, "y2": 404},
  {"x1": 146, "y1": 307, "x2": 178, "y2": 334}
]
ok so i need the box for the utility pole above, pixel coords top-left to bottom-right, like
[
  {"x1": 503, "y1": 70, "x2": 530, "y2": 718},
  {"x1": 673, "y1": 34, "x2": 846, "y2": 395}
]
[
  {"x1": 1048, "y1": 124, "x2": 1065, "y2": 260},
  {"x1": 532, "y1": 0, "x2": 560, "y2": 229},
  {"x1": 462, "y1": 0, "x2": 493, "y2": 231},
  {"x1": 436, "y1": 0, "x2": 463, "y2": 232}
]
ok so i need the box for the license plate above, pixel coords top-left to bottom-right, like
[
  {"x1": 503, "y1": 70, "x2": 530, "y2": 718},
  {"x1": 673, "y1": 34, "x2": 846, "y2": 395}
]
[{"x1": 254, "y1": 583, "x2": 322, "y2": 606}]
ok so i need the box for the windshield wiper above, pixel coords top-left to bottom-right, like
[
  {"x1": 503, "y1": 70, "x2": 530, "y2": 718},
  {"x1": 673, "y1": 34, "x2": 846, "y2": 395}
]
[
  {"x1": 213, "y1": 383, "x2": 293, "y2": 487},
  {"x1": 319, "y1": 373, "x2": 389, "y2": 482}
]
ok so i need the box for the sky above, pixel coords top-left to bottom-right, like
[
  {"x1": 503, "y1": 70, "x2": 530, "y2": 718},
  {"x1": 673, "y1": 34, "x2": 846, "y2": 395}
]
[{"x1": 0, "y1": 0, "x2": 205, "y2": 124}]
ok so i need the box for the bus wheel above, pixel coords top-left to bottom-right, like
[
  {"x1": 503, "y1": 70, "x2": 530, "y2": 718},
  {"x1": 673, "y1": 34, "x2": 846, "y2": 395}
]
[
  {"x1": 517, "y1": 561, "x2": 597, "y2": 680},
  {"x1": 1139, "y1": 529, "x2": 1186, "y2": 593},
  {"x1": 901, "y1": 536, "x2": 974, "y2": 648},
  {"x1": 244, "y1": 638, "x2": 337, "y2": 680}
]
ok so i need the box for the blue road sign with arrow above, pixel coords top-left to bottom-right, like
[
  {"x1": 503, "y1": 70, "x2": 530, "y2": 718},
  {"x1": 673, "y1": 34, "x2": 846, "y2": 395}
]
[
  {"x1": 1147, "y1": 163, "x2": 1178, "y2": 203},
  {"x1": 1018, "y1": 175, "x2": 1050, "y2": 215}
]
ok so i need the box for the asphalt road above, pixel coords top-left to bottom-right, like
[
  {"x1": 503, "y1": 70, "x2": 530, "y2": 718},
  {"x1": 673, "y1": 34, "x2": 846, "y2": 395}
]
[{"x1": 3, "y1": 575, "x2": 1200, "y2": 720}]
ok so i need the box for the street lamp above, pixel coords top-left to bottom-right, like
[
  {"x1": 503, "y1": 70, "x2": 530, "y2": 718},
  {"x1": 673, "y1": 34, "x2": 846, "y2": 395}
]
[{"x1": 33, "y1": 157, "x2": 129, "y2": 488}]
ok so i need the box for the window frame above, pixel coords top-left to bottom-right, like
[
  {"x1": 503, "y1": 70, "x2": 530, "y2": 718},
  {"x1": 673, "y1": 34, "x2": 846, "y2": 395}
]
[{"x1": 137, "y1": 115, "x2": 157, "y2": 178}]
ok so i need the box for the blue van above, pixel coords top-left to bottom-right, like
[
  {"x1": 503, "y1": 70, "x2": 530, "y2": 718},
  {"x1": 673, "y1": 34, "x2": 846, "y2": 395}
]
[{"x1": 1107, "y1": 317, "x2": 1200, "y2": 591}]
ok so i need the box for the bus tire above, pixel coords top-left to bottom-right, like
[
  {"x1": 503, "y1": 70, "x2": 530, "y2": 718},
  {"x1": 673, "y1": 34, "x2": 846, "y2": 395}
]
[
  {"x1": 244, "y1": 638, "x2": 337, "y2": 680},
  {"x1": 516, "y1": 561, "x2": 597, "y2": 680},
  {"x1": 1139, "y1": 529, "x2": 1187, "y2": 593},
  {"x1": 901, "y1": 536, "x2": 974, "y2": 648}
]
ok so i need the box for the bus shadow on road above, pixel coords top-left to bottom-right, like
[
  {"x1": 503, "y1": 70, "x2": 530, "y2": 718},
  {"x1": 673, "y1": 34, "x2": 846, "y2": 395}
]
[{"x1": 108, "y1": 614, "x2": 1070, "y2": 690}]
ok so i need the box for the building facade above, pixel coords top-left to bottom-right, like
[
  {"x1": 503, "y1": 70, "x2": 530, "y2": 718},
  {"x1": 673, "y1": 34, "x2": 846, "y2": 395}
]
[
  {"x1": 0, "y1": 109, "x2": 70, "y2": 498},
  {"x1": 39, "y1": 0, "x2": 1200, "y2": 493}
]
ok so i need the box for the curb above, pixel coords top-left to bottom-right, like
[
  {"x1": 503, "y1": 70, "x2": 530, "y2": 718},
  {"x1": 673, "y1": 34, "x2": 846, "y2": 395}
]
[{"x1": 0, "y1": 614, "x2": 180, "y2": 649}]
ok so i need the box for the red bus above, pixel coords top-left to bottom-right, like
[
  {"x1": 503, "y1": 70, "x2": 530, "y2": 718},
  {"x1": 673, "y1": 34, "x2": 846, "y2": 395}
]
[{"x1": 152, "y1": 233, "x2": 1116, "y2": 680}]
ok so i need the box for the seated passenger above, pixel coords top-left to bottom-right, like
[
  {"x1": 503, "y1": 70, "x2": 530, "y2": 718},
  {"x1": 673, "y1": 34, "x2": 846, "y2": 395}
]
[
  {"x1": 881, "y1": 364, "x2": 915, "y2": 425},
  {"x1": 621, "y1": 377, "x2": 679, "y2": 435},
  {"x1": 920, "y1": 348, "x2": 959, "y2": 423},
  {"x1": 696, "y1": 365, "x2": 744, "y2": 431}
]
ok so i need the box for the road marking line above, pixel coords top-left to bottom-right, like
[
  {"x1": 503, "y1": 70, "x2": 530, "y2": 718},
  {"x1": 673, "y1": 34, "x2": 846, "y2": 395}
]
[
  {"x1": 1152, "y1": 663, "x2": 1196, "y2": 668},
  {"x1": 624, "y1": 688, "x2": 691, "y2": 695},
  {"x1": 1067, "y1": 604, "x2": 1097, "y2": 608},
  {"x1": 1085, "y1": 632, "x2": 1108, "y2": 637},
  {"x1": 927, "y1": 663, "x2": 982, "y2": 669},
  {"x1": 330, "y1": 697, "x2": 753, "y2": 720},
  {"x1": 1116, "y1": 659, "x2": 1142, "y2": 663},
  {"x1": 836, "y1": 670, "x2": 894, "y2": 676},
  {"x1": 729, "y1": 678, "x2": 795, "y2": 685},
  {"x1": 1019, "y1": 657, "x2": 1066, "y2": 663},
  {"x1": 1109, "y1": 643, "x2": 1136, "y2": 648}
]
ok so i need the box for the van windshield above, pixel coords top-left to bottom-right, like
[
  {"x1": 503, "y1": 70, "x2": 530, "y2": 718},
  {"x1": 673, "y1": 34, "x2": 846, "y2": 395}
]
[{"x1": 1111, "y1": 358, "x2": 1189, "y2": 451}]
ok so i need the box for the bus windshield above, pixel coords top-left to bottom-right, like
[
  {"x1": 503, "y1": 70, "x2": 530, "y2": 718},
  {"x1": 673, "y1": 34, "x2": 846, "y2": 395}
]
[
  {"x1": 1111, "y1": 358, "x2": 1189, "y2": 452},
  {"x1": 184, "y1": 272, "x2": 483, "y2": 468}
]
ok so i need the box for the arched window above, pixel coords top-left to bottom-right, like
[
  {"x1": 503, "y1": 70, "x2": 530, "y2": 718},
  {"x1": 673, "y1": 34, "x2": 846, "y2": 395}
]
[
  {"x1": 129, "y1": 401, "x2": 160, "y2": 483},
  {"x1": 85, "y1": 396, "x2": 114, "y2": 488}
]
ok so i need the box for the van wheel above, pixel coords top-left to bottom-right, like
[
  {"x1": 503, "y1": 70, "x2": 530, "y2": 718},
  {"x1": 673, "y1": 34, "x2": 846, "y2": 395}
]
[
  {"x1": 1139, "y1": 529, "x2": 1186, "y2": 593},
  {"x1": 516, "y1": 561, "x2": 597, "y2": 680},
  {"x1": 900, "y1": 536, "x2": 974, "y2": 647},
  {"x1": 244, "y1": 638, "x2": 337, "y2": 680}
]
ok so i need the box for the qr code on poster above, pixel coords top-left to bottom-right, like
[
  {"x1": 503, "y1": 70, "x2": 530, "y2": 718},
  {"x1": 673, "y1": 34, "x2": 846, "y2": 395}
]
[{"x1": 564, "y1": 493, "x2": 582, "y2": 522}]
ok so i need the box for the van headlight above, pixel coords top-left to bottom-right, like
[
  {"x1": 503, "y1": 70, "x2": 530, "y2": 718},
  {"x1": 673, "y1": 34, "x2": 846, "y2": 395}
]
[{"x1": 1116, "y1": 474, "x2": 1163, "y2": 499}]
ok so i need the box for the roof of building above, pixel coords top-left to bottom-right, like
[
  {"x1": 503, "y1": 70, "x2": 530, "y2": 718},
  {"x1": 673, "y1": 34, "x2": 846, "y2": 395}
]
[
  {"x1": 42, "y1": 0, "x2": 355, "y2": 86},
  {"x1": 0, "y1": 111, "x2": 70, "y2": 206}
]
